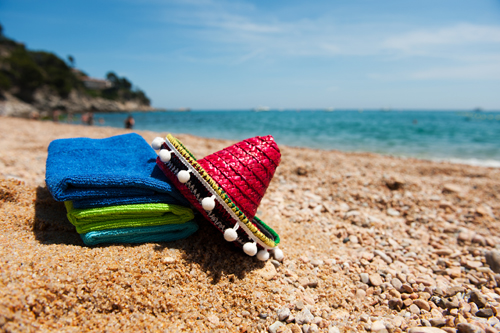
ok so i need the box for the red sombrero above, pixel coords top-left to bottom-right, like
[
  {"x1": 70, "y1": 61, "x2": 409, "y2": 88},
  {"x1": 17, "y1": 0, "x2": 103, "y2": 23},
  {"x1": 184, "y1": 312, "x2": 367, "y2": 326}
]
[{"x1": 152, "y1": 134, "x2": 283, "y2": 261}]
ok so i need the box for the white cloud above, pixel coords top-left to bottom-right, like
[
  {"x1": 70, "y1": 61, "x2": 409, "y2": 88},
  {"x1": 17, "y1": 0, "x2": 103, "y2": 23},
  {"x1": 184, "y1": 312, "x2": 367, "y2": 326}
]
[{"x1": 410, "y1": 63, "x2": 500, "y2": 80}]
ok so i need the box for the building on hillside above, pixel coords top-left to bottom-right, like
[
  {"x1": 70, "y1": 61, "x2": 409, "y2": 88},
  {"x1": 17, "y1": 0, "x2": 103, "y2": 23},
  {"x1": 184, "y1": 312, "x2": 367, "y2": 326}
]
[{"x1": 81, "y1": 77, "x2": 113, "y2": 90}]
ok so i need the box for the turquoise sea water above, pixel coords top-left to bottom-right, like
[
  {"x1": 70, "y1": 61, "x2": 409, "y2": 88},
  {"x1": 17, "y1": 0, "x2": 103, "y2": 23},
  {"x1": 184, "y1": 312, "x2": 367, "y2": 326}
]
[{"x1": 90, "y1": 110, "x2": 500, "y2": 167}]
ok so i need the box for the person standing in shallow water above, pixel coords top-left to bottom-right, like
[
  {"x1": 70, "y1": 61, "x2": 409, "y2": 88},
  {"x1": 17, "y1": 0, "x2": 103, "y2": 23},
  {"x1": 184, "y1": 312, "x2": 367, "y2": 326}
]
[{"x1": 125, "y1": 115, "x2": 135, "y2": 129}]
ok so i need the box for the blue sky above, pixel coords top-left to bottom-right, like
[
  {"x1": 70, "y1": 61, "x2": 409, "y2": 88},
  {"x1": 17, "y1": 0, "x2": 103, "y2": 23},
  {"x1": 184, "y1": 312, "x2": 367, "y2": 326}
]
[{"x1": 1, "y1": 0, "x2": 500, "y2": 110}]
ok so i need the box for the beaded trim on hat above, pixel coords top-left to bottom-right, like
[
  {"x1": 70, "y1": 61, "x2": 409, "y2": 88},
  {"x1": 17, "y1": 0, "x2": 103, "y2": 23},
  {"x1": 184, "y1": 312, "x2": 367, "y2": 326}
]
[{"x1": 163, "y1": 134, "x2": 279, "y2": 249}]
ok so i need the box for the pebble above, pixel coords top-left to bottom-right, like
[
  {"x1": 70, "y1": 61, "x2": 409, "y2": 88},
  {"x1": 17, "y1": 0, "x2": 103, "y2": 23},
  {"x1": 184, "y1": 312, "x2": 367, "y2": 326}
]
[
  {"x1": 387, "y1": 208, "x2": 400, "y2": 216},
  {"x1": 277, "y1": 307, "x2": 291, "y2": 321},
  {"x1": 360, "y1": 273, "x2": 370, "y2": 284},
  {"x1": 162, "y1": 257, "x2": 176, "y2": 264},
  {"x1": 430, "y1": 319, "x2": 447, "y2": 327},
  {"x1": 443, "y1": 296, "x2": 460, "y2": 309},
  {"x1": 410, "y1": 303, "x2": 421, "y2": 314},
  {"x1": 295, "y1": 308, "x2": 314, "y2": 325},
  {"x1": 443, "y1": 183, "x2": 463, "y2": 193},
  {"x1": 485, "y1": 251, "x2": 500, "y2": 274},
  {"x1": 456, "y1": 323, "x2": 485, "y2": 333},
  {"x1": 408, "y1": 328, "x2": 449, "y2": 333},
  {"x1": 371, "y1": 320, "x2": 388, "y2": 333},
  {"x1": 269, "y1": 321, "x2": 285, "y2": 333},
  {"x1": 356, "y1": 289, "x2": 366, "y2": 300},
  {"x1": 414, "y1": 299, "x2": 431, "y2": 312},
  {"x1": 374, "y1": 250, "x2": 393, "y2": 264},
  {"x1": 470, "y1": 290, "x2": 488, "y2": 308},
  {"x1": 477, "y1": 308, "x2": 494, "y2": 318},
  {"x1": 258, "y1": 261, "x2": 278, "y2": 281},
  {"x1": 328, "y1": 327, "x2": 341, "y2": 333},
  {"x1": 370, "y1": 273, "x2": 384, "y2": 286},
  {"x1": 391, "y1": 278, "x2": 403, "y2": 290}
]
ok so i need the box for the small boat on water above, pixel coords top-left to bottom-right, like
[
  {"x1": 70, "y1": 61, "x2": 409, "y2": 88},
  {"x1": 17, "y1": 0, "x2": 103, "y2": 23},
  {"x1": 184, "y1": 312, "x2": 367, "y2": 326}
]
[{"x1": 253, "y1": 106, "x2": 270, "y2": 112}]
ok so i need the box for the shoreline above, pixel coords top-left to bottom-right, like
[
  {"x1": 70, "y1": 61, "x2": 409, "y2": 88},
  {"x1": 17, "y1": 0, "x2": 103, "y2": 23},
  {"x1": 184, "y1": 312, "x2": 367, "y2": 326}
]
[{"x1": 1, "y1": 116, "x2": 500, "y2": 332}]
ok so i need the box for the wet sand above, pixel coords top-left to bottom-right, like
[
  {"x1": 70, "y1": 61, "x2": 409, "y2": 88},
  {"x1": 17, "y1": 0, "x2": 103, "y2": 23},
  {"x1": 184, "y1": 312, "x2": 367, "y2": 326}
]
[{"x1": 1, "y1": 117, "x2": 500, "y2": 333}]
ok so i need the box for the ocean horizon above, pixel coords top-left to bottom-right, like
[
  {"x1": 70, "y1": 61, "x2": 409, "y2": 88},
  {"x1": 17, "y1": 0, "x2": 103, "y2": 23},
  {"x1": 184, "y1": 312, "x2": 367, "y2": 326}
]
[{"x1": 83, "y1": 110, "x2": 500, "y2": 168}]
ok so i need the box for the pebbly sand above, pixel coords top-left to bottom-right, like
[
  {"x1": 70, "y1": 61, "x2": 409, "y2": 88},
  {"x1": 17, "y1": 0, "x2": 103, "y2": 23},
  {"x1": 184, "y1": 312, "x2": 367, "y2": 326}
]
[{"x1": 1, "y1": 117, "x2": 500, "y2": 333}]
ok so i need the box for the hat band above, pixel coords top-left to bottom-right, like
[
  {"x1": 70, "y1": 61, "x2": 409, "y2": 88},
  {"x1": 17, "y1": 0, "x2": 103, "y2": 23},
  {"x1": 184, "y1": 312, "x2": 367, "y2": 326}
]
[{"x1": 162, "y1": 137, "x2": 276, "y2": 249}]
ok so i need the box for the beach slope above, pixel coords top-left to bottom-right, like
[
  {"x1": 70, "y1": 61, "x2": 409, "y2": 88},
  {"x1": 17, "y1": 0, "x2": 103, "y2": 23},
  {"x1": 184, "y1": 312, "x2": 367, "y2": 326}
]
[{"x1": 1, "y1": 117, "x2": 500, "y2": 332}]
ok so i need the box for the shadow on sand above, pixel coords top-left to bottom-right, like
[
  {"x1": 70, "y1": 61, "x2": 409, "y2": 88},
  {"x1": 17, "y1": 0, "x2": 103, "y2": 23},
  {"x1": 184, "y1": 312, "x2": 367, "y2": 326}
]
[
  {"x1": 33, "y1": 186, "x2": 84, "y2": 246},
  {"x1": 33, "y1": 186, "x2": 263, "y2": 282}
]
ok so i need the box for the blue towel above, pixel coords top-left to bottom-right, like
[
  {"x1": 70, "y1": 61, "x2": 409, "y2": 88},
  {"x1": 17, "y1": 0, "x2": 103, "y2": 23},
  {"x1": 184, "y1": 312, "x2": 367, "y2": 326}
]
[
  {"x1": 45, "y1": 133, "x2": 189, "y2": 208},
  {"x1": 80, "y1": 221, "x2": 199, "y2": 246}
]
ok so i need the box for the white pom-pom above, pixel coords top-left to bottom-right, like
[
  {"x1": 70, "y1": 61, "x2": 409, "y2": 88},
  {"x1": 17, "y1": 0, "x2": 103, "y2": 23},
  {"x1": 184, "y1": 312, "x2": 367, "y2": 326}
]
[
  {"x1": 243, "y1": 242, "x2": 257, "y2": 256},
  {"x1": 159, "y1": 150, "x2": 171, "y2": 163},
  {"x1": 201, "y1": 196, "x2": 216, "y2": 211},
  {"x1": 272, "y1": 247, "x2": 284, "y2": 261},
  {"x1": 151, "y1": 137, "x2": 165, "y2": 150},
  {"x1": 257, "y1": 250, "x2": 270, "y2": 261},
  {"x1": 177, "y1": 170, "x2": 191, "y2": 183},
  {"x1": 224, "y1": 228, "x2": 238, "y2": 242}
]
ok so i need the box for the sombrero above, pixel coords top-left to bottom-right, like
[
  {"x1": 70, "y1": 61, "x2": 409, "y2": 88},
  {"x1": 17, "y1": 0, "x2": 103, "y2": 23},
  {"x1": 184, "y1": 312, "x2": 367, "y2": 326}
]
[{"x1": 152, "y1": 134, "x2": 283, "y2": 261}]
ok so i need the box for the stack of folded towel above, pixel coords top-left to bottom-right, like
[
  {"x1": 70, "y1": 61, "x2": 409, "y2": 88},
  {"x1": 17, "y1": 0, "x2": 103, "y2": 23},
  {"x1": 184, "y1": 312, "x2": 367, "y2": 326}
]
[{"x1": 45, "y1": 133, "x2": 197, "y2": 246}]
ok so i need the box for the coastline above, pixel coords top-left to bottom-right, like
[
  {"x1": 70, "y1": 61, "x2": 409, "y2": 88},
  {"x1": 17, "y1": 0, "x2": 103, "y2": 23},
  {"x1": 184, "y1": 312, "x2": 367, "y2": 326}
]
[{"x1": 1, "y1": 117, "x2": 500, "y2": 332}]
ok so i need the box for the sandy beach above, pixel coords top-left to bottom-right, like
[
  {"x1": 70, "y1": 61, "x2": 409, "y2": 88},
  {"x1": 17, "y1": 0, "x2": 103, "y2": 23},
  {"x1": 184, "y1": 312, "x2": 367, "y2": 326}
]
[{"x1": 1, "y1": 117, "x2": 500, "y2": 333}]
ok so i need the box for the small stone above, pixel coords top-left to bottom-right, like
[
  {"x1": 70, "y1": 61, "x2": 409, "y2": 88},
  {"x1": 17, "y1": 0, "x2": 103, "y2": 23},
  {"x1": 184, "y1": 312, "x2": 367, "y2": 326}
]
[
  {"x1": 162, "y1": 257, "x2": 176, "y2": 264},
  {"x1": 387, "y1": 208, "x2": 400, "y2": 216},
  {"x1": 356, "y1": 289, "x2": 366, "y2": 300},
  {"x1": 447, "y1": 286, "x2": 466, "y2": 297},
  {"x1": 447, "y1": 267, "x2": 462, "y2": 278},
  {"x1": 409, "y1": 303, "x2": 421, "y2": 314},
  {"x1": 277, "y1": 307, "x2": 291, "y2": 321},
  {"x1": 388, "y1": 298, "x2": 403, "y2": 310},
  {"x1": 308, "y1": 324, "x2": 319, "y2": 333},
  {"x1": 470, "y1": 290, "x2": 488, "y2": 308},
  {"x1": 485, "y1": 251, "x2": 500, "y2": 274},
  {"x1": 476, "y1": 308, "x2": 494, "y2": 318},
  {"x1": 370, "y1": 273, "x2": 384, "y2": 286},
  {"x1": 392, "y1": 278, "x2": 403, "y2": 290},
  {"x1": 374, "y1": 250, "x2": 393, "y2": 264},
  {"x1": 271, "y1": 260, "x2": 281, "y2": 268},
  {"x1": 371, "y1": 320, "x2": 388, "y2": 333},
  {"x1": 360, "y1": 273, "x2": 370, "y2": 284},
  {"x1": 442, "y1": 296, "x2": 460, "y2": 309},
  {"x1": 465, "y1": 261, "x2": 483, "y2": 269},
  {"x1": 207, "y1": 314, "x2": 220, "y2": 325},
  {"x1": 259, "y1": 261, "x2": 278, "y2": 280},
  {"x1": 328, "y1": 327, "x2": 341, "y2": 333},
  {"x1": 443, "y1": 184, "x2": 463, "y2": 194},
  {"x1": 408, "y1": 328, "x2": 449, "y2": 333},
  {"x1": 456, "y1": 323, "x2": 485, "y2": 333},
  {"x1": 311, "y1": 259, "x2": 323, "y2": 267},
  {"x1": 402, "y1": 284, "x2": 414, "y2": 293},
  {"x1": 414, "y1": 299, "x2": 431, "y2": 312},
  {"x1": 295, "y1": 301, "x2": 305, "y2": 310},
  {"x1": 269, "y1": 321, "x2": 285, "y2": 333},
  {"x1": 430, "y1": 318, "x2": 447, "y2": 327},
  {"x1": 435, "y1": 249, "x2": 453, "y2": 256},
  {"x1": 421, "y1": 319, "x2": 432, "y2": 327},
  {"x1": 295, "y1": 308, "x2": 314, "y2": 325}
]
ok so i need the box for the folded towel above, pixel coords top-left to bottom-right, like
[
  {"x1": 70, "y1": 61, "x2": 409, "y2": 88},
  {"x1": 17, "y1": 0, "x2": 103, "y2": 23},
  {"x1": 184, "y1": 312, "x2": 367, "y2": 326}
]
[
  {"x1": 80, "y1": 221, "x2": 199, "y2": 246},
  {"x1": 65, "y1": 201, "x2": 195, "y2": 234},
  {"x1": 45, "y1": 133, "x2": 189, "y2": 208}
]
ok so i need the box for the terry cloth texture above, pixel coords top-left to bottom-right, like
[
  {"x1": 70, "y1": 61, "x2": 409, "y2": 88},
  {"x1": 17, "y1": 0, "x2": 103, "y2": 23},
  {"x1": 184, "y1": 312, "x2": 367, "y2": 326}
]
[
  {"x1": 80, "y1": 221, "x2": 199, "y2": 246},
  {"x1": 45, "y1": 133, "x2": 189, "y2": 208},
  {"x1": 65, "y1": 201, "x2": 195, "y2": 234}
]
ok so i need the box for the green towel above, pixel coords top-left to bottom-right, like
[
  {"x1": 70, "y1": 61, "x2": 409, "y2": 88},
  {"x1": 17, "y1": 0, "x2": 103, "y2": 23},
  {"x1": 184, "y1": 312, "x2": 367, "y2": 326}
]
[{"x1": 65, "y1": 201, "x2": 195, "y2": 234}]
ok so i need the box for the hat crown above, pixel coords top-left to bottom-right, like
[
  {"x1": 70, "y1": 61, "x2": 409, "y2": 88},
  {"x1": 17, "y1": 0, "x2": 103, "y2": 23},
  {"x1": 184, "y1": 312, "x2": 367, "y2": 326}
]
[{"x1": 198, "y1": 135, "x2": 281, "y2": 219}]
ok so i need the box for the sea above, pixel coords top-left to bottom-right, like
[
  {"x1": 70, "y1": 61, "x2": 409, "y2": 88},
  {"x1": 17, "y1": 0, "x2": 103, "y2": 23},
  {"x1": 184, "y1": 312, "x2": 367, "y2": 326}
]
[{"x1": 89, "y1": 110, "x2": 500, "y2": 168}]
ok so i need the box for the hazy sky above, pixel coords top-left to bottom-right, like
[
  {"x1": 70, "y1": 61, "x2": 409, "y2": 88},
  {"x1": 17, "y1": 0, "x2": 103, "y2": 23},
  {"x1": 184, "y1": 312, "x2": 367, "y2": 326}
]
[{"x1": 2, "y1": 0, "x2": 500, "y2": 109}]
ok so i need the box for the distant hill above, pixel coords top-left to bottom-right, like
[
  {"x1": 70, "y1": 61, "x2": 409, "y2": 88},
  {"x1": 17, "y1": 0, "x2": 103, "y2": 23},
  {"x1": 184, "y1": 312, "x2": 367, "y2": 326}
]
[{"x1": 0, "y1": 24, "x2": 153, "y2": 118}]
